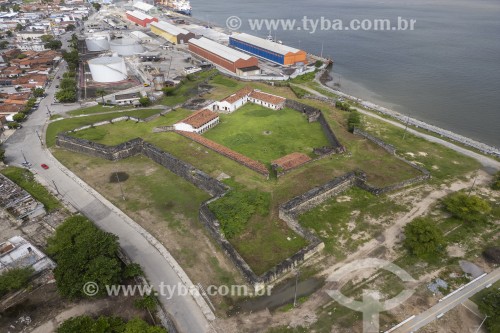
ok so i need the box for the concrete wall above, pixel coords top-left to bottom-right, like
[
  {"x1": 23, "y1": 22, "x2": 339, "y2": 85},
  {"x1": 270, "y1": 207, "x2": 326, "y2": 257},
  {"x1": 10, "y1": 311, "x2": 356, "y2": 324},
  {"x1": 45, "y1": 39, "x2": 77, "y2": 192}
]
[{"x1": 353, "y1": 128, "x2": 396, "y2": 155}]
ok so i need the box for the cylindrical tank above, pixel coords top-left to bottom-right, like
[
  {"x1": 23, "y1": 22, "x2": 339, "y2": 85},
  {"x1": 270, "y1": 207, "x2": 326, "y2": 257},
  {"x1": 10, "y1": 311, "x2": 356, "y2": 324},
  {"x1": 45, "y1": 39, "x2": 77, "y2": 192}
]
[
  {"x1": 109, "y1": 38, "x2": 144, "y2": 56},
  {"x1": 88, "y1": 56, "x2": 128, "y2": 83},
  {"x1": 152, "y1": 74, "x2": 165, "y2": 91},
  {"x1": 85, "y1": 36, "x2": 110, "y2": 52}
]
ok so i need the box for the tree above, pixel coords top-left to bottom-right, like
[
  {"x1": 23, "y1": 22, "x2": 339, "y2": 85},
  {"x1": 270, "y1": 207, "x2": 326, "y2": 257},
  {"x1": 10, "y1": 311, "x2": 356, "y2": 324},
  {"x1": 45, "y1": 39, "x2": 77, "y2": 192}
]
[
  {"x1": 55, "y1": 89, "x2": 76, "y2": 103},
  {"x1": 40, "y1": 34, "x2": 54, "y2": 43},
  {"x1": 491, "y1": 171, "x2": 500, "y2": 190},
  {"x1": 15, "y1": 23, "x2": 23, "y2": 31},
  {"x1": 57, "y1": 316, "x2": 167, "y2": 333},
  {"x1": 45, "y1": 40, "x2": 62, "y2": 50},
  {"x1": 46, "y1": 216, "x2": 124, "y2": 299},
  {"x1": 477, "y1": 288, "x2": 500, "y2": 333},
  {"x1": 347, "y1": 110, "x2": 361, "y2": 132},
  {"x1": 162, "y1": 86, "x2": 176, "y2": 96},
  {"x1": 33, "y1": 88, "x2": 45, "y2": 97},
  {"x1": 6, "y1": 30, "x2": 13, "y2": 37},
  {"x1": 0, "y1": 267, "x2": 34, "y2": 297},
  {"x1": 7, "y1": 122, "x2": 20, "y2": 129},
  {"x1": 12, "y1": 3, "x2": 21, "y2": 12},
  {"x1": 0, "y1": 40, "x2": 9, "y2": 49},
  {"x1": 443, "y1": 192, "x2": 491, "y2": 224},
  {"x1": 13, "y1": 113, "x2": 26, "y2": 122},
  {"x1": 138, "y1": 96, "x2": 152, "y2": 107},
  {"x1": 92, "y1": 2, "x2": 102, "y2": 11},
  {"x1": 95, "y1": 89, "x2": 106, "y2": 105},
  {"x1": 404, "y1": 217, "x2": 445, "y2": 258},
  {"x1": 65, "y1": 24, "x2": 76, "y2": 31},
  {"x1": 17, "y1": 53, "x2": 27, "y2": 59},
  {"x1": 60, "y1": 77, "x2": 76, "y2": 90}
]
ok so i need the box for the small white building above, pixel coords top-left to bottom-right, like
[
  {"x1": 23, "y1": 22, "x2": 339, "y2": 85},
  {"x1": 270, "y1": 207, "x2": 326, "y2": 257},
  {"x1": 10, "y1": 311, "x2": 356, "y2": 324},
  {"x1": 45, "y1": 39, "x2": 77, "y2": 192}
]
[
  {"x1": 130, "y1": 30, "x2": 153, "y2": 43},
  {"x1": 248, "y1": 90, "x2": 286, "y2": 110},
  {"x1": 212, "y1": 86, "x2": 286, "y2": 113},
  {"x1": 174, "y1": 109, "x2": 220, "y2": 134},
  {"x1": 133, "y1": 1, "x2": 157, "y2": 14}
]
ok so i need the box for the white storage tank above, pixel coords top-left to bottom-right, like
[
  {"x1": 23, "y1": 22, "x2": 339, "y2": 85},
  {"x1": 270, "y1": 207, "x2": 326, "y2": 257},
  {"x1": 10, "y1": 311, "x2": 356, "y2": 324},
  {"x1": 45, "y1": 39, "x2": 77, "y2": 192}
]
[
  {"x1": 85, "y1": 36, "x2": 110, "y2": 52},
  {"x1": 109, "y1": 38, "x2": 144, "y2": 56},
  {"x1": 88, "y1": 56, "x2": 128, "y2": 83}
]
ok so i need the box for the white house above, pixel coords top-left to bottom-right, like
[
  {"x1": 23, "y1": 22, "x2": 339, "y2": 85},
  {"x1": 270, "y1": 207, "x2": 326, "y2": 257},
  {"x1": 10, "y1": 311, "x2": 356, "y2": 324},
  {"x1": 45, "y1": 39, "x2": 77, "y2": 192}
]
[
  {"x1": 248, "y1": 90, "x2": 286, "y2": 110},
  {"x1": 212, "y1": 86, "x2": 253, "y2": 113},
  {"x1": 174, "y1": 109, "x2": 219, "y2": 134},
  {"x1": 212, "y1": 86, "x2": 286, "y2": 113}
]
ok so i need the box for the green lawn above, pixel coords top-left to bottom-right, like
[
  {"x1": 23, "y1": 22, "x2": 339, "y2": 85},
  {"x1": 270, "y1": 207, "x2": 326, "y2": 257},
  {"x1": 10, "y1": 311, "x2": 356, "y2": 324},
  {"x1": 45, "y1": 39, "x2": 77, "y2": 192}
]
[
  {"x1": 68, "y1": 109, "x2": 191, "y2": 146},
  {"x1": 204, "y1": 104, "x2": 330, "y2": 164},
  {"x1": 67, "y1": 104, "x2": 135, "y2": 116},
  {"x1": 1, "y1": 167, "x2": 61, "y2": 211},
  {"x1": 46, "y1": 109, "x2": 168, "y2": 147}
]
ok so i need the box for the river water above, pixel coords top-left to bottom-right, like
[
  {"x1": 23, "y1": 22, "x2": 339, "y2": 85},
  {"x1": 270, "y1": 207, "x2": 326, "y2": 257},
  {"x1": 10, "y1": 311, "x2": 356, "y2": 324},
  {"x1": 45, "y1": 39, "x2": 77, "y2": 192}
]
[{"x1": 190, "y1": 0, "x2": 500, "y2": 147}]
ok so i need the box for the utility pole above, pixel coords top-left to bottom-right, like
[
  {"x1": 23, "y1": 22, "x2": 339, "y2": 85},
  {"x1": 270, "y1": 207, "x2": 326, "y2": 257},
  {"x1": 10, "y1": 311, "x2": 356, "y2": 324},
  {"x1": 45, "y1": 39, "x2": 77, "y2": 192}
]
[
  {"x1": 402, "y1": 115, "x2": 410, "y2": 140},
  {"x1": 46, "y1": 105, "x2": 52, "y2": 118},
  {"x1": 293, "y1": 269, "x2": 300, "y2": 307},
  {"x1": 35, "y1": 130, "x2": 43, "y2": 146},
  {"x1": 467, "y1": 173, "x2": 478, "y2": 197},
  {"x1": 21, "y1": 150, "x2": 28, "y2": 164},
  {"x1": 52, "y1": 180, "x2": 61, "y2": 195}
]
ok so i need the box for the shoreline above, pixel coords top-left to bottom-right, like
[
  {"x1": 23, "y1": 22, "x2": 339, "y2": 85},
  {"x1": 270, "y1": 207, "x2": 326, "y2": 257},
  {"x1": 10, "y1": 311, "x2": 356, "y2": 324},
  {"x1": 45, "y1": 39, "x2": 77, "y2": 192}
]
[
  {"x1": 316, "y1": 69, "x2": 500, "y2": 158},
  {"x1": 181, "y1": 12, "x2": 499, "y2": 158}
]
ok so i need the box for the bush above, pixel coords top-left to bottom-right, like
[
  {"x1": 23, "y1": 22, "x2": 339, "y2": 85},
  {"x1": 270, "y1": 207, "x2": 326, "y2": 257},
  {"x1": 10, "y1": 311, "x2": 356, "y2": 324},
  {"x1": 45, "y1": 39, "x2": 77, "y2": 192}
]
[
  {"x1": 57, "y1": 316, "x2": 166, "y2": 333},
  {"x1": 491, "y1": 172, "x2": 500, "y2": 190},
  {"x1": 442, "y1": 192, "x2": 491, "y2": 224},
  {"x1": 336, "y1": 101, "x2": 353, "y2": 112},
  {"x1": 209, "y1": 190, "x2": 271, "y2": 238},
  {"x1": 404, "y1": 217, "x2": 445, "y2": 259},
  {"x1": 47, "y1": 216, "x2": 124, "y2": 299},
  {"x1": 138, "y1": 96, "x2": 152, "y2": 107},
  {"x1": 476, "y1": 288, "x2": 500, "y2": 333},
  {"x1": 347, "y1": 110, "x2": 362, "y2": 132},
  {"x1": 0, "y1": 267, "x2": 34, "y2": 297},
  {"x1": 134, "y1": 294, "x2": 157, "y2": 311},
  {"x1": 314, "y1": 60, "x2": 323, "y2": 68}
]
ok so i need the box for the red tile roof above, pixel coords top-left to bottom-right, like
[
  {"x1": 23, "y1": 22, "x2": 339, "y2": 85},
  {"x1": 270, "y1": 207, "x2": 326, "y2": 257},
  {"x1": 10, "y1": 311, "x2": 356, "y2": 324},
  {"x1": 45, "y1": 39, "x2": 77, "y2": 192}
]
[
  {"x1": 221, "y1": 86, "x2": 254, "y2": 104},
  {"x1": 180, "y1": 109, "x2": 219, "y2": 129},
  {"x1": 272, "y1": 152, "x2": 311, "y2": 171},
  {"x1": 249, "y1": 90, "x2": 286, "y2": 106}
]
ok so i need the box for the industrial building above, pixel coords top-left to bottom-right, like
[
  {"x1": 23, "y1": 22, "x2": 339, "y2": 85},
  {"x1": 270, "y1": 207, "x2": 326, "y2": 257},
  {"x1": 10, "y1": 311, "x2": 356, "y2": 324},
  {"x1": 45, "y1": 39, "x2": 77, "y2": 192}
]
[
  {"x1": 229, "y1": 33, "x2": 307, "y2": 66},
  {"x1": 85, "y1": 35, "x2": 110, "y2": 52},
  {"x1": 133, "y1": 1, "x2": 157, "y2": 14},
  {"x1": 150, "y1": 20, "x2": 195, "y2": 45},
  {"x1": 88, "y1": 56, "x2": 128, "y2": 83},
  {"x1": 131, "y1": 30, "x2": 154, "y2": 43},
  {"x1": 125, "y1": 10, "x2": 158, "y2": 27},
  {"x1": 109, "y1": 38, "x2": 144, "y2": 56},
  {"x1": 188, "y1": 37, "x2": 259, "y2": 74}
]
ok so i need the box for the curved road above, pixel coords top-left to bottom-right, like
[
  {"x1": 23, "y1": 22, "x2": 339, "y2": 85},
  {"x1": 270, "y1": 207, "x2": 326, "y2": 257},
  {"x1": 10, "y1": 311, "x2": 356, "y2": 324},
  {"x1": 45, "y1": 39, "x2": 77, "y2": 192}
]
[{"x1": 3, "y1": 60, "x2": 214, "y2": 333}]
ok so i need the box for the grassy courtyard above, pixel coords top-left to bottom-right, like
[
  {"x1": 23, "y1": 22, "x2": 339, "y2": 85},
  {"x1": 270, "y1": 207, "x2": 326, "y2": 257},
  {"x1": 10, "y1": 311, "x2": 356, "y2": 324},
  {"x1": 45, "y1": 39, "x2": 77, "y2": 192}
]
[{"x1": 203, "y1": 104, "x2": 330, "y2": 164}]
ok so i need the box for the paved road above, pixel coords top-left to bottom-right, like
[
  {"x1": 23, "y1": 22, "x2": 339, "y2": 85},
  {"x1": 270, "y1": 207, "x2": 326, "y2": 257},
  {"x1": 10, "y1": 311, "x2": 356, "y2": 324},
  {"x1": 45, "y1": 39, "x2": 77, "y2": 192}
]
[
  {"x1": 296, "y1": 84, "x2": 500, "y2": 172},
  {"x1": 3, "y1": 60, "x2": 214, "y2": 333},
  {"x1": 391, "y1": 268, "x2": 500, "y2": 332}
]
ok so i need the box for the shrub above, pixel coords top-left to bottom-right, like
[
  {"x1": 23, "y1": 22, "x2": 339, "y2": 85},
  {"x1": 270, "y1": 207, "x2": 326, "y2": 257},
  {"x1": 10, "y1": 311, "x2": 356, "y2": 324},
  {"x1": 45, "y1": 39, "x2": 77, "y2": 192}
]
[
  {"x1": 404, "y1": 217, "x2": 445, "y2": 259},
  {"x1": 442, "y1": 192, "x2": 491, "y2": 224},
  {"x1": 347, "y1": 110, "x2": 362, "y2": 132},
  {"x1": 491, "y1": 172, "x2": 500, "y2": 190},
  {"x1": 0, "y1": 267, "x2": 34, "y2": 297}
]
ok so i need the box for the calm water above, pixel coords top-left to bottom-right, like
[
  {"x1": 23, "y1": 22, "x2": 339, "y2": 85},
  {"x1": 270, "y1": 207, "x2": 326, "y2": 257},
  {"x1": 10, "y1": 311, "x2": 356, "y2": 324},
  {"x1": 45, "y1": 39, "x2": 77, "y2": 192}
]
[{"x1": 190, "y1": 0, "x2": 500, "y2": 147}]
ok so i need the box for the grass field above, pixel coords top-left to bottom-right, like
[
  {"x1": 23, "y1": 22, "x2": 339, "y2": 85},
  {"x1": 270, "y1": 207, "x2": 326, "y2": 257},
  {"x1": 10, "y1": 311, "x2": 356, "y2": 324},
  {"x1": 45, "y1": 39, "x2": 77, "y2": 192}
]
[
  {"x1": 46, "y1": 109, "x2": 168, "y2": 147},
  {"x1": 1, "y1": 167, "x2": 61, "y2": 211},
  {"x1": 67, "y1": 104, "x2": 135, "y2": 116},
  {"x1": 204, "y1": 104, "x2": 330, "y2": 164}
]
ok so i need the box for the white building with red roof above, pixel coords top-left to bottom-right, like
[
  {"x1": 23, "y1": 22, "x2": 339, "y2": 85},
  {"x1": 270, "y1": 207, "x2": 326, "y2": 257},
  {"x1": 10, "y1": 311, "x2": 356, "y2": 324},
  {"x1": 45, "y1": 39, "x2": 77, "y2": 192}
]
[{"x1": 174, "y1": 109, "x2": 220, "y2": 134}]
